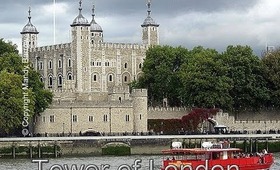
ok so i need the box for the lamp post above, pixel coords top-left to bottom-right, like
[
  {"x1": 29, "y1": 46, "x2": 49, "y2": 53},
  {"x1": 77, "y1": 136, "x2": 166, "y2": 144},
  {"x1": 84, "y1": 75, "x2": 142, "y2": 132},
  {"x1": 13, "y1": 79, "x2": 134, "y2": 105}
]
[
  {"x1": 62, "y1": 122, "x2": 65, "y2": 136},
  {"x1": 109, "y1": 106, "x2": 112, "y2": 135},
  {"x1": 70, "y1": 107, "x2": 73, "y2": 136}
]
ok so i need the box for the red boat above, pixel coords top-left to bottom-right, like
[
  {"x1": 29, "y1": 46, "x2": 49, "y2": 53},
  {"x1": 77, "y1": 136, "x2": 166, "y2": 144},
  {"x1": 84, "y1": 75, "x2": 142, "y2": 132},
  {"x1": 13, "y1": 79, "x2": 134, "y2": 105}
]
[{"x1": 161, "y1": 142, "x2": 274, "y2": 170}]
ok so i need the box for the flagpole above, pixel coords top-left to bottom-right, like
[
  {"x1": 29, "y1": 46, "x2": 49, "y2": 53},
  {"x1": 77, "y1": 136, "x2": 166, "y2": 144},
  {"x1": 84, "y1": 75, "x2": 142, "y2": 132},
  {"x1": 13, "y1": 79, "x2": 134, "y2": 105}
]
[{"x1": 53, "y1": 0, "x2": 56, "y2": 45}]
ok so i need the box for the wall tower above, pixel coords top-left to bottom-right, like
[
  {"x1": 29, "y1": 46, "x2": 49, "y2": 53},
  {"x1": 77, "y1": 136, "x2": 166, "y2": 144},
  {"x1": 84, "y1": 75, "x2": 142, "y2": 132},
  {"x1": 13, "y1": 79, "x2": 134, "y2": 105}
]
[
  {"x1": 141, "y1": 0, "x2": 159, "y2": 46},
  {"x1": 90, "y1": 4, "x2": 103, "y2": 44},
  {"x1": 20, "y1": 7, "x2": 39, "y2": 62},
  {"x1": 70, "y1": 0, "x2": 91, "y2": 92}
]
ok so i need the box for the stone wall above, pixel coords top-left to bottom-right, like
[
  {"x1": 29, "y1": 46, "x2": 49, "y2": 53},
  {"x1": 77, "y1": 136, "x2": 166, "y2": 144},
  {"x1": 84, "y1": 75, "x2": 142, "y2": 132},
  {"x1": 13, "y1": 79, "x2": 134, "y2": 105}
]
[
  {"x1": 148, "y1": 107, "x2": 190, "y2": 119},
  {"x1": 214, "y1": 110, "x2": 280, "y2": 133}
]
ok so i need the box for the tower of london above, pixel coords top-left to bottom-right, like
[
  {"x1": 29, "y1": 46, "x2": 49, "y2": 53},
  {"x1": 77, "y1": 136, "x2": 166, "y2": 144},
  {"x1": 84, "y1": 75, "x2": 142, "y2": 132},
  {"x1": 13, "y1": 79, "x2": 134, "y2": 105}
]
[{"x1": 20, "y1": 0, "x2": 159, "y2": 135}]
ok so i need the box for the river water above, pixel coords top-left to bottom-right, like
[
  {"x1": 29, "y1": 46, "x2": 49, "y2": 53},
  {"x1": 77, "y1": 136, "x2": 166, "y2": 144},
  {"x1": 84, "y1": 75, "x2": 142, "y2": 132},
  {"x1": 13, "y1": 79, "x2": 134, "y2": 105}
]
[{"x1": 0, "y1": 153, "x2": 279, "y2": 170}]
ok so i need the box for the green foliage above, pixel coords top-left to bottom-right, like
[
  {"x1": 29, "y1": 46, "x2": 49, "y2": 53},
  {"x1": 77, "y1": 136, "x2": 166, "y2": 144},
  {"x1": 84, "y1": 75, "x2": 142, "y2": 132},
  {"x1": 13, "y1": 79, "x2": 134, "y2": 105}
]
[
  {"x1": 0, "y1": 39, "x2": 52, "y2": 135},
  {"x1": 180, "y1": 47, "x2": 232, "y2": 108},
  {"x1": 136, "y1": 44, "x2": 277, "y2": 111},
  {"x1": 137, "y1": 45, "x2": 188, "y2": 106},
  {"x1": 222, "y1": 45, "x2": 269, "y2": 111},
  {"x1": 0, "y1": 71, "x2": 24, "y2": 133},
  {"x1": 262, "y1": 49, "x2": 280, "y2": 108},
  {"x1": 102, "y1": 145, "x2": 131, "y2": 156}
]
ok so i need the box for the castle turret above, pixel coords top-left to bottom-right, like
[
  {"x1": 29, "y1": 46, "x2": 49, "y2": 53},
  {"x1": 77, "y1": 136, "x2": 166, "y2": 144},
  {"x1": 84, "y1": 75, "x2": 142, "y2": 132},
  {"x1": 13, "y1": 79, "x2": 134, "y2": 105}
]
[
  {"x1": 132, "y1": 89, "x2": 148, "y2": 132},
  {"x1": 90, "y1": 4, "x2": 103, "y2": 44},
  {"x1": 21, "y1": 7, "x2": 39, "y2": 62},
  {"x1": 141, "y1": 0, "x2": 159, "y2": 46},
  {"x1": 71, "y1": 0, "x2": 91, "y2": 92}
]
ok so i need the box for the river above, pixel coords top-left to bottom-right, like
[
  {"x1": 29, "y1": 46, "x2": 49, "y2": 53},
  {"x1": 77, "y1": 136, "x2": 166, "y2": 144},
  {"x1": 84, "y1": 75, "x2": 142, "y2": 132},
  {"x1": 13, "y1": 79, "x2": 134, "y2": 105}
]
[{"x1": 0, "y1": 153, "x2": 279, "y2": 170}]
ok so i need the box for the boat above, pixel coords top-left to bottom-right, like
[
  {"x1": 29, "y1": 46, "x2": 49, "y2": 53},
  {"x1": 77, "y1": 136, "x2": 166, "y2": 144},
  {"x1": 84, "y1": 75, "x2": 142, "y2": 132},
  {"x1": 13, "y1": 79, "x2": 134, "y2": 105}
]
[{"x1": 161, "y1": 141, "x2": 274, "y2": 170}]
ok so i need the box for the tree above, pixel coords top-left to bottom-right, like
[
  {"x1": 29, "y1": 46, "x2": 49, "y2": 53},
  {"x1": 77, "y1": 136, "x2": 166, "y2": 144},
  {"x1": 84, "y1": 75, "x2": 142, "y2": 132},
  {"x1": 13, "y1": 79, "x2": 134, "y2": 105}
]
[
  {"x1": 180, "y1": 46, "x2": 232, "y2": 109},
  {"x1": 137, "y1": 45, "x2": 189, "y2": 106},
  {"x1": 222, "y1": 45, "x2": 269, "y2": 111},
  {"x1": 262, "y1": 49, "x2": 280, "y2": 108},
  {"x1": 0, "y1": 39, "x2": 52, "y2": 135}
]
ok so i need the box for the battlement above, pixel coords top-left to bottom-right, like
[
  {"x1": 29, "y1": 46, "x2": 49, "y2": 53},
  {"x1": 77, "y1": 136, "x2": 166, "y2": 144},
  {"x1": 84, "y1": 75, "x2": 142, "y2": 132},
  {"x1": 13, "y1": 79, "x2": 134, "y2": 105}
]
[
  {"x1": 93, "y1": 42, "x2": 149, "y2": 50},
  {"x1": 108, "y1": 86, "x2": 130, "y2": 94},
  {"x1": 148, "y1": 107, "x2": 189, "y2": 112},
  {"x1": 51, "y1": 99, "x2": 133, "y2": 108},
  {"x1": 31, "y1": 43, "x2": 71, "y2": 52},
  {"x1": 131, "y1": 89, "x2": 148, "y2": 97}
]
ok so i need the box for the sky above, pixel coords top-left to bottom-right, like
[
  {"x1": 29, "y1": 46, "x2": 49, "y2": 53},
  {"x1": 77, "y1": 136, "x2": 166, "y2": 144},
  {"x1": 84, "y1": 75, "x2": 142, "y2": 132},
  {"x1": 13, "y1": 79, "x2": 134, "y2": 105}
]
[{"x1": 1, "y1": 0, "x2": 280, "y2": 56}]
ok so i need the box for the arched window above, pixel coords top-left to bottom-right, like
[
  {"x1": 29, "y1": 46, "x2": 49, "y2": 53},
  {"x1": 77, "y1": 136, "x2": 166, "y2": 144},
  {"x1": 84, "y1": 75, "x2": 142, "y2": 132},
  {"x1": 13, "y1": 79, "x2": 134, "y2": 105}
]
[
  {"x1": 67, "y1": 73, "x2": 72, "y2": 80},
  {"x1": 93, "y1": 75, "x2": 97, "y2": 81},
  {"x1": 58, "y1": 75, "x2": 62, "y2": 87},
  {"x1": 124, "y1": 76, "x2": 127, "y2": 82},
  {"x1": 49, "y1": 76, "x2": 53, "y2": 87},
  {"x1": 58, "y1": 59, "x2": 62, "y2": 68},
  {"x1": 68, "y1": 59, "x2": 72, "y2": 67},
  {"x1": 139, "y1": 63, "x2": 142, "y2": 69},
  {"x1": 49, "y1": 60, "x2": 52, "y2": 69},
  {"x1": 40, "y1": 77, "x2": 43, "y2": 82},
  {"x1": 124, "y1": 63, "x2": 127, "y2": 68},
  {"x1": 108, "y1": 74, "x2": 113, "y2": 82}
]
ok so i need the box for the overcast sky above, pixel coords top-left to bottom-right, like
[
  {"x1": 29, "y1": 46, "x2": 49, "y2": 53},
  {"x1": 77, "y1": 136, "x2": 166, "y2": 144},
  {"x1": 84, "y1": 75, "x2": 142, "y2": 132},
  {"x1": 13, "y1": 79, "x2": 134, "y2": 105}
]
[{"x1": 1, "y1": 0, "x2": 280, "y2": 56}]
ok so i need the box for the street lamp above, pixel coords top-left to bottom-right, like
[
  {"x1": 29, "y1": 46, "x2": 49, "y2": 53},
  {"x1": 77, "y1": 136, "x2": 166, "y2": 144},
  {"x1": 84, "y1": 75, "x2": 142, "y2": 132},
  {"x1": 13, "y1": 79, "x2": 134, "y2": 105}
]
[
  {"x1": 70, "y1": 107, "x2": 73, "y2": 136},
  {"x1": 109, "y1": 106, "x2": 112, "y2": 135}
]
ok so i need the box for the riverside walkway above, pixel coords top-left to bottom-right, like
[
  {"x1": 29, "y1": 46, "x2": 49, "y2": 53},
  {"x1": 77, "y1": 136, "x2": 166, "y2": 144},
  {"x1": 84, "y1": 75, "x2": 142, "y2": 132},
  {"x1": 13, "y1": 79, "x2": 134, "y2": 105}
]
[{"x1": 0, "y1": 134, "x2": 280, "y2": 142}]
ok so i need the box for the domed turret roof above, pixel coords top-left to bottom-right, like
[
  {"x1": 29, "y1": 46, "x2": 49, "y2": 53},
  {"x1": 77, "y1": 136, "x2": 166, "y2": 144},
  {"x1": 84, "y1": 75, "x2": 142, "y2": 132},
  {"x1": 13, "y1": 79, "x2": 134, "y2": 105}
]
[
  {"x1": 21, "y1": 8, "x2": 39, "y2": 34},
  {"x1": 142, "y1": 16, "x2": 158, "y2": 27},
  {"x1": 90, "y1": 5, "x2": 103, "y2": 32},
  {"x1": 141, "y1": 0, "x2": 159, "y2": 27},
  {"x1": 71, "y1": 1, "x2": 90, "y2": 27}
]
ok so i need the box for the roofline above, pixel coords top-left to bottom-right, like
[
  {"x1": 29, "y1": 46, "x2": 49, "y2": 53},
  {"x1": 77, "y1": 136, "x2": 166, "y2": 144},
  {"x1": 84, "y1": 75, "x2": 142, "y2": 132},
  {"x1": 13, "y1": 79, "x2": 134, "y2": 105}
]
[
  {"x1": 20, "y1": 31, "x2": 39, "y2": 34},
  {"x1": 70, "y1": 23, "x2": 91, "y2": 27},
  {"x1": 141, "y1": 23, "x2": 159, "y2": 27}
]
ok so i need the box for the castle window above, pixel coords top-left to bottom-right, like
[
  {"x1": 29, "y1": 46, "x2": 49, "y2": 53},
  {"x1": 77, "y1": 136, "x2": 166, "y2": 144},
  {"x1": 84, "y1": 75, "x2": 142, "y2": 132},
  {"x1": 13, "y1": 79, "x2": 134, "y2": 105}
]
[
  {"x1": 92, "y1": 40, "x2": 94, "y2": 44},
  {"x1": 124, "y1": 63, "x2": 127, "y2": 68},
  {"x1": 48, "y1": 75, "x2": 53, "y2": 88},
  {"x1": 89, "y1": 116, "x2": 94, "y2": 122},
  {"x1": 81, "y1": 36, "x2": 83, "y2": 39},
  {"x1": 124, "y1": 76, "x2": 128, "y2": 82},
  {"x1": 72, "y1": 115, "x2": 77, "y2": 122},
  {"x1": 42, "y1": 116, "x2": 46, "y2": 123},
  {"x1": 67, "y1": 73, "x2": 73, "y2": 80},
  {"x1": 125, "y1": 115, "x2": 130, "y2": 122},
  {"x1": 68, "y1": 59, "x2": 72, "y2": 67},
  {"x1": 29, "y1": 42, "x2": 31, "y2": 45},
  {"x1": 139, "y1": 63, "x2": 142, "y2": 69},
  {"x1": 108, "y1": 74, "x2": 113, "y2": 82},
  {"x1": 105, "y1": 62, "x2": 110, "y2": 67},
  {"x1": 58, "y1": 75, "x2": 62, "y2": 87},
  {"x1": 49, "y1": 60, "x2": 52, "y2": 69},
  {"x1": 140, "y1": 114, "x2": 142, "y2": 120},
  {"x1": 40, "y1": 77, "x2": 44, "y2": 82},
  {"x1": 93, "y1": 75, "x2": 97, "y2": 81},
  {"x1": 92, "y1": 33, "x2": 94, "y2": 36},
  {"x1": 92, "y1": 62, "x2": 95, "y2": 66},
  {"x1": 39, "y1": 61, "x2": 43, "y2": 70},
  {"x1": 50, "y1": 115, "x2": 55, "y2": 123},
  {"x1": 103, "y1": 115, "x2": 108, "y2": 122},
  {"x1": 58, "y1": 59, "x2": 62, "y2": 68}
]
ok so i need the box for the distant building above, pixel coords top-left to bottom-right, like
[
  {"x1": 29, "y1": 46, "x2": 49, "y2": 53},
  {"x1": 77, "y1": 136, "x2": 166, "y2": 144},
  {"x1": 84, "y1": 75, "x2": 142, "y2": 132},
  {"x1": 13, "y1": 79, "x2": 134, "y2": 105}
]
[{"x1": 21, "y1": 0, "x2": 159, "y2": 135}]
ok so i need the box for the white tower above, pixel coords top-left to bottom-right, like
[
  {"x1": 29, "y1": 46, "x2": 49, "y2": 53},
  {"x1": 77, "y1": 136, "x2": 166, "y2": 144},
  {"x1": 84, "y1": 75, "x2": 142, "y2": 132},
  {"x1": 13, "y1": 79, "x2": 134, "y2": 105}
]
[
  {"x1": 20, "y1": 7, "x2": 39, "y2": 62},
  {"x1": 70, "y1": 0, "x2": 91, "y2": 92},
  {"x1": 141, "y1": 0, "x2": 159, "y2": 46}
]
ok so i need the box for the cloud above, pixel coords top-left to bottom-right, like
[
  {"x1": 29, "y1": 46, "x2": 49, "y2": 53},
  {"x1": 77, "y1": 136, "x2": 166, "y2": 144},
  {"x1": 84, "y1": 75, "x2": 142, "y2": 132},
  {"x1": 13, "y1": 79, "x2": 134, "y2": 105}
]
[{"x1": 1, "y1": 0, "x2": 280, "y2": 56}]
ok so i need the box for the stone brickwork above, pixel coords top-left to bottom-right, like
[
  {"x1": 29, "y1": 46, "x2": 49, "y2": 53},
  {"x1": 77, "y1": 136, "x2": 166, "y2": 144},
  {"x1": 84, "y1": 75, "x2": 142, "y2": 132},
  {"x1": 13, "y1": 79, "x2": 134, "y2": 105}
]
[{"x1": 213, "y1": 110, "x2": 280, "y2": 133}]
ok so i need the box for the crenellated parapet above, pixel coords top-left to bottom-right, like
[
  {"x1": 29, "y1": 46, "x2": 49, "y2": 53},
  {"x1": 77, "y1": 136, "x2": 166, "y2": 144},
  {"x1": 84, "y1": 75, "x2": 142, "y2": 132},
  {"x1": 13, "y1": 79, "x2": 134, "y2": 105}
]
[
  {"x1": 30, "y1": 43, "x2": 71, "y2": 52},
  {"x1": 148, "y1": 107, "x2": 189, "y2": 112},
  {"x1": 93, "y1": 42, "x2": 149, "y2": 50}
]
